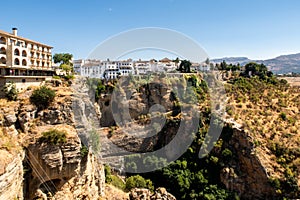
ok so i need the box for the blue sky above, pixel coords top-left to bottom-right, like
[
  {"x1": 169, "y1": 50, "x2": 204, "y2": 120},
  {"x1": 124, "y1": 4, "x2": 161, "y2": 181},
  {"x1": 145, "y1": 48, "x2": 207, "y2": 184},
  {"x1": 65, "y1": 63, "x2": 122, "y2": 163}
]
[{"x1": 2, "y1": 0, "x2": 300, "y2": 60}]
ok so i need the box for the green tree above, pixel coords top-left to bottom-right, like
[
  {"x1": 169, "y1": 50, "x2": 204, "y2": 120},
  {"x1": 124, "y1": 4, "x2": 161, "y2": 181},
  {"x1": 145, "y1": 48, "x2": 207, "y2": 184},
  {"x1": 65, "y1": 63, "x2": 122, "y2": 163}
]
[
  {"x1": 173, "y1": 57, "x2": 180, "y2": 65},
  {"x1": 30, "y1": 86, "x2": 56, "y2": 110},
  {"x1": 179, "y1": 60, "x2": 192, "y2": 73},
  {"x1": 53, "y1": 53, "x2": 73, "y2": 65},
  {"x1": 244, "y1": 62, "x2": 268, "y2": 77},
  {"x1": 220, "y1": 60, "x2": 227, "y2": 70},
  {"x1": 125, "y1": 175, "x2": 154, "y2": 192},
  {"x1": 205, "y1": 57, "x2": 210, "y2": 65},
  {"x1": 60, "y1": 64, "x2": 73, "y2": 74},
  {"x1": 53, "y1": 53, "x2": 74, "y2": 75},
  {"x1": 3, "y1": 81, "x2": 18, "y2": 101}
]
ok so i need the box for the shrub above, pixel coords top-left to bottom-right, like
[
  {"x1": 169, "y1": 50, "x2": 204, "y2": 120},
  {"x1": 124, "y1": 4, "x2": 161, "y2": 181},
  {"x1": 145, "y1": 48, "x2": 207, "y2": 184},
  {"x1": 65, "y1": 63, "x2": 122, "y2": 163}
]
[
  {"x1": 269, "y1": 177, "x2": 281, "y2": 189},
  {"x1": 104, "y1": 165, "x2": 112, "y2": 183},
  {"x1": 80, "y1": 145, "x2": 89, "y2": 157},
  {"x1": 280, "y1": 112, "x2": 287, "y2": 121},
  {"x1": 222, "y1": 148, "x2": 233, "y2": 159},
  {"x1": 3, "y1": 82, "x2": 18, "y2": 101},
  {"x1": 64, "y1": 74, "x2": 75, "y2": 80},
  {"x1": 95, "y1": 81, "x2": 106, "y2": 101},
  {"x1": 30, "y1": 86, "x2": 55, "y2": 110},
  {"x1": 104, "y1": 165, "x2": 125, "y2": 190},
  {"x1": 110, "y1": 175, "x2": 125, "y2": 190},
  {"x1": 125, "y1": 175, "x2": 154, "y2": 192},
  {"x1": 52, "y1": 75, "x2": 61, "y2": 80},
  {"x1": 39, "y1": 129, "x2": 67, "y2": 145}
]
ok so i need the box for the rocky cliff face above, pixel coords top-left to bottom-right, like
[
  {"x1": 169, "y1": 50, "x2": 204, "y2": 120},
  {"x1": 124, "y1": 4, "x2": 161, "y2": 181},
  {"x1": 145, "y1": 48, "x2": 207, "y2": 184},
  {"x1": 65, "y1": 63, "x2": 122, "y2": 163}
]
[
  {"x1": 92, "y1": 76, "x2": 281, "y2": 199},
  {"x1": 220, "y1": 123, "x2": 276, "y2": 199},
  {"x1": 0, "y1": 80, "x2": 106, "y2": 199},
  {"x1": 0, "y1": 151, "x2": 24, "y2": 200},
  {"x1": 25, "y1": 125, "x2": 104, "y2": 199}
]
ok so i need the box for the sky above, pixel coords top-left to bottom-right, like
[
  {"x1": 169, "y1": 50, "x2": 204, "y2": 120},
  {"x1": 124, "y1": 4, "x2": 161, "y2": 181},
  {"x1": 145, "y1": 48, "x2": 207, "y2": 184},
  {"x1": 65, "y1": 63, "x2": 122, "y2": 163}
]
[{"x1": 1, "y1": 0, "x2": 300, "y2": 60}]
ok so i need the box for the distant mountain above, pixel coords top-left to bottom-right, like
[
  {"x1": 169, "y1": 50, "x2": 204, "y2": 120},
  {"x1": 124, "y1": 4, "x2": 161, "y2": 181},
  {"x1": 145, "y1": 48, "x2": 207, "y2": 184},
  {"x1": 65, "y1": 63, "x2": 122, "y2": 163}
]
[
  {"x1": 211, "y1": 53, "x2": 300, "y2": 74},
  {"x1": 211, "y1": 57, "x2": 251, "y2": 65}
]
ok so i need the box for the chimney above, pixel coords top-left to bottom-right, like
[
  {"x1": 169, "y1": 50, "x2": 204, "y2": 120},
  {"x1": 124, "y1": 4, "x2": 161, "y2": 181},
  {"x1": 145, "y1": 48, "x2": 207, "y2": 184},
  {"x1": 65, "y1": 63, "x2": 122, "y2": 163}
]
[{"x1": 12, "y1": 28, "x2": 18, "y2": 36}]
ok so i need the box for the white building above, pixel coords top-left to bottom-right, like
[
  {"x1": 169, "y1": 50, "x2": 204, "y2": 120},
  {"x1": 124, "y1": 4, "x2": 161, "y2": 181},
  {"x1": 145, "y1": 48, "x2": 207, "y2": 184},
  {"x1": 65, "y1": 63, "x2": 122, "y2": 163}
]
[
  {"x1": 0, "y1": 28, "x2": 53, "y2": 92},
  {"x1": 135, "y1": 60, "x2": 152, "y2": 75},
  {"x1": 79, "y1": 59, "x2": 134, "y2": 79},
  {"x1": 73, "y1": 59, "x2": 85, "y2": 74},
  {"x1": 158, "y1": 58, "x2": 177, "y2": 72}
]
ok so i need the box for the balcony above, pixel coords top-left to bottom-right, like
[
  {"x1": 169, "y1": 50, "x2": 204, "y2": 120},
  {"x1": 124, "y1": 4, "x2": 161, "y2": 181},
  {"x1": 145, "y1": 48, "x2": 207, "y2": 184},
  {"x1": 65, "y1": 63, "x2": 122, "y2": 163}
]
[{"x1": 0, "y1": 68, "x2": 54, "y2": 77}]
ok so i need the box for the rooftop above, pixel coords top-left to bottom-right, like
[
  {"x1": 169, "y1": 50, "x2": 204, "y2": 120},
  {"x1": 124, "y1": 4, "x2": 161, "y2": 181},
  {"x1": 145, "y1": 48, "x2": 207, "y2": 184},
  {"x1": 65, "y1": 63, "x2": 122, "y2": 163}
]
[{"x1": 0, "y1": 29, "x2": 53, "y2": 48}]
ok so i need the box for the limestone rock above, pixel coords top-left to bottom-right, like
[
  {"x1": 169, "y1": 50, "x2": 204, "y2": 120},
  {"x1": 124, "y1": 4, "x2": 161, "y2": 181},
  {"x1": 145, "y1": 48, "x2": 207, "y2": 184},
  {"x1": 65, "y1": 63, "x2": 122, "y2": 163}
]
[
  {"x1": 26, "y1": 125, "x2": 105, "y2": 200},
  {"x1": 129, "y1": 188, "x2": 152, "y2": 200},
  {"x1": 220, "y1": 126, "x2": 276, "y2": 199},
  {"x1": 129, "y1": 187, "x2": 176, "y2": 200},
  {"x1": 0, "y1": 151, "x2": 24, "y2": 200},
  {"x1": 4, "y1": 112, "x2": 17, "y2": 126},
  {"x1": 18, "y1": 104, "x2": 37, "y2": 132}
]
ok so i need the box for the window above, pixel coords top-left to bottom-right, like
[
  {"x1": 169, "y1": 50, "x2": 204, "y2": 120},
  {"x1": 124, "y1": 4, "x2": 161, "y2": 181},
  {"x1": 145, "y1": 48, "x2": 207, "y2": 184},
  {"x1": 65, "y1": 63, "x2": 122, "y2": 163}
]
[
  {"x1": 0, "y1": 47, "x2": 6, "y2": 54},
  {"x1": 0, "y1": 37, "x2": 6, "y2": 44},
  {"x1": 0, "y1": 57, "x2": 6, "y2": 64},
  {"x1": 22, "y1": 50, "x2": 27, "y2": 57},
  {"x1": 14, "y1": 58, "x2": 20, "y2": 65},
  {"x1": 14, "y1": 48, "x2": 20, "y2": 56},
  {"x1": 22, "y1": 59, "x2": 27, "y2": 66}
]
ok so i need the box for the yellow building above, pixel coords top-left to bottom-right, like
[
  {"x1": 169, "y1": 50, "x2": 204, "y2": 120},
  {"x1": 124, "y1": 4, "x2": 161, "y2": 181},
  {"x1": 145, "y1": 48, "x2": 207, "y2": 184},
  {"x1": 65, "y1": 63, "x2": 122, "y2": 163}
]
[{"x1": 0, "y1": 28, "x2": 54, "y2": 92}]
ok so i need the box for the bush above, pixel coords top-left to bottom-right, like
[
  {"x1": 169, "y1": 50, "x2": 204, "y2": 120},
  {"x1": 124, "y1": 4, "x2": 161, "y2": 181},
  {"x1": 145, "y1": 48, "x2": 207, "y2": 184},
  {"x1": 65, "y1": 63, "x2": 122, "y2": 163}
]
[
  {"x1": 52, "y1": 75, "x2": 61, "y2": 80},
  {"x1": 222, "y1": 148, "x2": 233, "y2": 159},
  {"x1": 30, "y1": 86, "x2": 55, "y2": 110},
  {"x1": 95, "y1": 81, "x2": 106, "y2": 101},
  {"x1": 125, "y1": 175, "x2": 154, "y2": 192},
  {"x1": 80, "y1": 145, "x2": 89, "y2": 157},
  {"x1": 104, "y1": 165, "x2": 112, "y2": 183},
  {"x1": 64, "y1": 74, "x2": 75, "y2": 80},
  {"x1": 280, "y1": 112, "x2": 287, "y2": 121},
  {"x1": 39, "y1": 129, "x2": 67, "y2": 145},
  {"x1": 110, "y1": 175, "x2": 125, "y2": 190},
  {"x1": 3, "y1": 82, "x2": 18, "y2": 101}
]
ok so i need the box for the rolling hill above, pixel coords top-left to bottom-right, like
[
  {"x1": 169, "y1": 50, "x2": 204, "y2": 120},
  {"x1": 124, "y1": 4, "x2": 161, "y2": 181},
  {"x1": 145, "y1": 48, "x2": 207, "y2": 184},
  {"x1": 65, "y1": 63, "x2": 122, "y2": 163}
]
[{"x1": 212, "y1": 53, "x2": 300, "y2": 74}]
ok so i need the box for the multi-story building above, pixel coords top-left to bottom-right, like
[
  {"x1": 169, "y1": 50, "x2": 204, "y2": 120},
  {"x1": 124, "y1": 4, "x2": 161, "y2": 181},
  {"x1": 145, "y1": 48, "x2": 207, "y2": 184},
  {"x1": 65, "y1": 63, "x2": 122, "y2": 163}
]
[
  {"x1": 79, "y1": 59, "x2": 135, "y2": 79},
  {"x1": 0, "y1": 28, "x2": 54, "y2": 92},
  {"x1": 80, "y1": 59, "x2": 103, "y2": 78},
  {"x1": 73, "y1": 59, "x2": 85, "y2": 74},
  {"x1": 158, "y1": 57, "x2": 177, "y2": 72}
]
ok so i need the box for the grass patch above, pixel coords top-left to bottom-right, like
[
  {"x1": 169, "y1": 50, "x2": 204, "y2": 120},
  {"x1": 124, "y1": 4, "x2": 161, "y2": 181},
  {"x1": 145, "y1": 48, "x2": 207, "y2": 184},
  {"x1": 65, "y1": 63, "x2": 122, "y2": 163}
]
[{"x1": 39, "y1": 129, "x2": 67, "y2": 145}]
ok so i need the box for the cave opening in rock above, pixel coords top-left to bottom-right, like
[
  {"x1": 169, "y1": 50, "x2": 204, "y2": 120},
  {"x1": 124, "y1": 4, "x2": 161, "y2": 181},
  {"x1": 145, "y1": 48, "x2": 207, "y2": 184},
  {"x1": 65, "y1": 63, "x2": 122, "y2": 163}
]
[{"x1": 39, "y1": 179, "x2": 61, "y2": 197}]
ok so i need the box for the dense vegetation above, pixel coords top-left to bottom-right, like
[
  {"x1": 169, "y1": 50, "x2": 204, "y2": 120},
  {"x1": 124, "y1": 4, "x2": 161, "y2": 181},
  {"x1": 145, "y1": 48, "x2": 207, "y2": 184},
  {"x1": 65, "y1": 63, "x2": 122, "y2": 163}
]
[
  {"x1": 118, "y1": 74, "x2": 238, "y2": 199},
  {"x1": 98, "y1": 62, "x2": 299, "y2": 199},
  {"x1": 30, "y1": 86, "x2": 56, "y2": 110}
]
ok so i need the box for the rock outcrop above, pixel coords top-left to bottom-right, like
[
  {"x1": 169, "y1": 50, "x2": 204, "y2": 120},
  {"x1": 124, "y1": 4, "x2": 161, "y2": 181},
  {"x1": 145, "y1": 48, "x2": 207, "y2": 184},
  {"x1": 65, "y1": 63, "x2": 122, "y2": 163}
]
[
  {"x1": 26, "y1": 125, "x2": 105, "y2": 199},
  {"x1": 129, "y1": 187, "x2": 176, "y2": 200},
  {"x1": 0, "y1": 80, "x2": 106, "y2": 200},
  {"x1": 0, "y1": 151, "x2": 24, "y2": 200},
  {"x1": 98, "y1": 82, "x2": 174, "y2": 127},
  {"x1": 220, "y1": 124, "x2": 276, "y2": 199}
]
